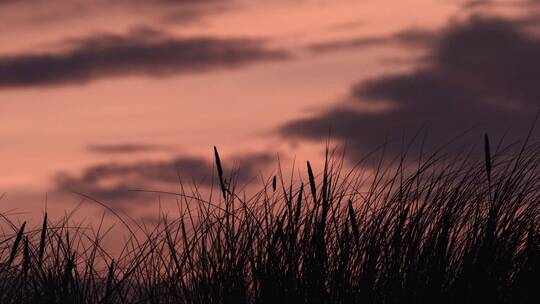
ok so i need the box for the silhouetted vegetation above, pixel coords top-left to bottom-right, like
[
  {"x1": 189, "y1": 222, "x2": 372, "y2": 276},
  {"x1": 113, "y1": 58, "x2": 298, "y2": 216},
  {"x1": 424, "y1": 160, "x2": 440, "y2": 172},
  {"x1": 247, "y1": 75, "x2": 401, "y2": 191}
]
[{"x1": 0, "y1": 135, "x2": 538, "y2": 303}]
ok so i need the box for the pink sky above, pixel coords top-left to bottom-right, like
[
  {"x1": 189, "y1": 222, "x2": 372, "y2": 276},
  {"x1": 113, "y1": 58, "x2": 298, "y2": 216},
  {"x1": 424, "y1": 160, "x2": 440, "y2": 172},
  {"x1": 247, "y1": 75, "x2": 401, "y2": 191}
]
[{"x1": 1, "y1": 0, "x2": 538, "y2": 226}]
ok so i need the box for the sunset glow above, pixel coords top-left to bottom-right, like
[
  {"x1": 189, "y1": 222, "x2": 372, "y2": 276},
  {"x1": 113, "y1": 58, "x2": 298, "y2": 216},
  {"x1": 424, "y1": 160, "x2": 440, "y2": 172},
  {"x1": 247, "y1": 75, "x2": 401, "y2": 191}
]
[{"x1": 1, "y1": 0, "x2": 539, "y2": 221}]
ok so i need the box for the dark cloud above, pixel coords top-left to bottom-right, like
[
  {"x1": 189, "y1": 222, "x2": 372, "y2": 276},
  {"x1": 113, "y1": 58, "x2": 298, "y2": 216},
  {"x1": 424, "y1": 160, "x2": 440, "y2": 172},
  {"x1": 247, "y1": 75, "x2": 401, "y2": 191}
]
[
  {"x1": 281, "y1": 16, "x2": 540, "y2": 159},
  {"x1": 55, "y1": 152, "x2": 274, "y2": 202},
  {"x1": 0, "y1": 29, "x2": 289, "y2": 88},
  {"x1": 307, "y1": 29, "x2": 434, "y2": 53},
  {"x1": 87, "y1": 143, "x2": 174, "y2": 154}
]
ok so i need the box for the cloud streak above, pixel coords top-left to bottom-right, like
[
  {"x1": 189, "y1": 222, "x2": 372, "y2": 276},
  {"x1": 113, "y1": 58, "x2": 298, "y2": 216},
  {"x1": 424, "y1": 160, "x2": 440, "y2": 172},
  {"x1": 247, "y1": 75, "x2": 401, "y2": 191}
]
[
  {"x1": 55, "y1": 152, "x2": 274, "y2": 202},
  {"x1": 306, "y1": 29, "x2": 433, "y2": 53},
  {"x1": 0, "y1": 29, "x2": 289, "y2": 88},
  {"x1": 87, "y1": 143, "x2": 175, "y2": 154}
]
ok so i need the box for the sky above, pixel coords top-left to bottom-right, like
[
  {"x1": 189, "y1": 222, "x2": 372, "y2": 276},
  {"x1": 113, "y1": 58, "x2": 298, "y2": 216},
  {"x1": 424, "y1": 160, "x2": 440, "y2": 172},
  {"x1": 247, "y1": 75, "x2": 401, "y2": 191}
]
[{"x1": 1, "y1": 0, "x2": 540, "y2": 225}]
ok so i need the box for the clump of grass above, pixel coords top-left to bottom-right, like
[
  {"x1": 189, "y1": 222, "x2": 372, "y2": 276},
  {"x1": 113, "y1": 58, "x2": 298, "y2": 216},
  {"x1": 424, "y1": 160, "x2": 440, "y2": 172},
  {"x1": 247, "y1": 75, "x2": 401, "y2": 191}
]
[{"x1": 0, "y1": 136, "x2": 538, "y2": 303}]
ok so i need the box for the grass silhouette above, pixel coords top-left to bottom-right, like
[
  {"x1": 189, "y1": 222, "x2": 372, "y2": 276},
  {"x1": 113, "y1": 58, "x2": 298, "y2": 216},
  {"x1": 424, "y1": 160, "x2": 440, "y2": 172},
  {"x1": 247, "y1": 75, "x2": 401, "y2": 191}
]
[{"x1": 0, "y1": 135, "x2": 538, "y2": 303}]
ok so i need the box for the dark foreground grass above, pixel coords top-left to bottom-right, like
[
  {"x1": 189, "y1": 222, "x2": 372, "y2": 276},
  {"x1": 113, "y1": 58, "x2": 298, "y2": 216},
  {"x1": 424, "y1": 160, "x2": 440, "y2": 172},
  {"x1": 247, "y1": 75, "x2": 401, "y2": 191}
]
[{"x1": 0, "y1": 136, "x2": 538, "y2": 303}]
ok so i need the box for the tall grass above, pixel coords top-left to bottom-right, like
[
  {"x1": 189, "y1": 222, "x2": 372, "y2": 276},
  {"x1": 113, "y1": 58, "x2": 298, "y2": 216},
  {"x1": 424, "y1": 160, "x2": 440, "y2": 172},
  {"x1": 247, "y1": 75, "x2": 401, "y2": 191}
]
[{"x1": 0, "y1": 136, "x2": 538, "y2": 303}]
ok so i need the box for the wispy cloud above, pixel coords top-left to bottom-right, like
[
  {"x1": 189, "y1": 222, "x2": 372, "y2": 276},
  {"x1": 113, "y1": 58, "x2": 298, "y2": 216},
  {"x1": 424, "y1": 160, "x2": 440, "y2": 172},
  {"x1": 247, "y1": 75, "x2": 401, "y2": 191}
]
[
  {"x1": 87, "y1": 143, "x2": 175, "y2": 154},
  {"x1": 462, "y1": 0, "x2": 496, "y2": 9},
  {"x1": 0, "y1": 28, "x2": 290, "y2": 89},
  {"x1": 55, "y1": 152, "x2": 274, "y2": 203},
  {"x1": 306, "y1": 28, "x2": 433, "y2": 53},
  {"x1": 0, "y1": 0, "x2": 231, "y2": 28}
]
